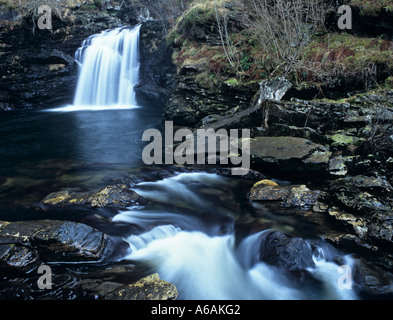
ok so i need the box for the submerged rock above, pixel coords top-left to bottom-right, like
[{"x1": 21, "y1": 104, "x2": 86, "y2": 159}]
[{"x1": 353, "y1": 258, "x2": 393, "y2": 297}]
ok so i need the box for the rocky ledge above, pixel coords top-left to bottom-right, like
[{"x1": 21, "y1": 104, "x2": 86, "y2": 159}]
[{"x1": 0, "y1": 219, "x2": 178, "y2": 300}]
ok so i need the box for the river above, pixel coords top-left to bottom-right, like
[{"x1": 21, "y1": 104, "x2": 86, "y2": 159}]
[{"x1": 0, "y1": 25, "x2": 361, "y2": 300}]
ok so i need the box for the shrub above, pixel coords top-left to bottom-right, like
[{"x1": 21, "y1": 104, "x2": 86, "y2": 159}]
[{"x1": 240, "y1": 0, "x2": 333, "y2": 78}]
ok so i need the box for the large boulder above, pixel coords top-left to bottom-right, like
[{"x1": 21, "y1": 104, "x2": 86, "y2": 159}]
[
  {"x1": 246, "y1": 136, "x2": 331, "y2": 179},
  {"x1": 259, "y1": 230, "x2": 315, "y2": 277}
]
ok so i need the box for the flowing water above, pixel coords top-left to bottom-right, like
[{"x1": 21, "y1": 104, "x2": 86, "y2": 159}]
[
  {"x1": 0, "y1": 25, "x2": 361, "y2": 300},
  {"x1": 113, "y1": 172, "x2": 358, "y2": 300}
]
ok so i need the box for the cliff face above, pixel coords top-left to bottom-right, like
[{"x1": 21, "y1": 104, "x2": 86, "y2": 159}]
[
  {"x1": 0, "y1": 2, "x2": 175, "y2": 110},
  {"x1": 136, "y1": 19, "x2": 176, "y2": 106}
]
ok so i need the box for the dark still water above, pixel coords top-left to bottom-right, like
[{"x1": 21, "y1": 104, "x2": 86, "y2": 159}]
[
  {"x1": 0, "y1": 105, "x2": 162, "y2": 209},
  {"x1": 0, "y1": 106, "x2": 159, "y2": 172}
]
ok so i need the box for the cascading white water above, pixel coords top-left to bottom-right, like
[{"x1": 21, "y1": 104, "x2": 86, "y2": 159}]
[
  {"x1": 73, "y1": 25, "x2": 141, "y2": 107},
  {"x1": 47, "y1": 25, "x2": 142, "y2": 112},
  {"x1": 114, "y1": 172, "x2": 359, "y2": 300}
]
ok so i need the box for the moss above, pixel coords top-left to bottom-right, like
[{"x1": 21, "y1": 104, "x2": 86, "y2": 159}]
[
  {"x1": 225, "y1": 77, "x2": 238, "y2": 86},
  {"x1": 330, "y1": 133, "x2": 363, "y2": 147},
  {"x1": 301, "y1": 32, "x2": 393, "y2": 87},
  {"x1": 347, "y1": 0, "x2": 393, "y2": 16},
  {"x1": 384, "y1": 76, "x2": 393, "y2": 88}
]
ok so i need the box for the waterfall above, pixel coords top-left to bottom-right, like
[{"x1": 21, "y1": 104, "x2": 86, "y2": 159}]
[
  {"x1": 73, "y1": 25, "x2": 141, "y2": 107},
  {"x1": 47, "y1": 25, "x2": 142, "y2": 112}
]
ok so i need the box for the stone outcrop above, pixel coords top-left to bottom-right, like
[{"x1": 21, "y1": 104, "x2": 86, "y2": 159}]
[{"x1": 163, "y1": 66, "x2": 256, "y2": 127}]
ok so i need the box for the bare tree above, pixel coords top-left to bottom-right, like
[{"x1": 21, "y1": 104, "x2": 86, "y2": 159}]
[
  {"x1": 242, "y1": 0, "x2": 331, "y2": 78},
  {"x1": 213, "y1": 0, "x2": 235, "y2": 69}
]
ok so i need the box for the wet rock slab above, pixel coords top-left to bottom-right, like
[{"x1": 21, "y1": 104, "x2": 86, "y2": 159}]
[
  {"x1": 246, "y1": 136, "x2": 331, "y2": 178},
  {"x1": 0, "y1": 220, "x2": 111, "y2": 265}
]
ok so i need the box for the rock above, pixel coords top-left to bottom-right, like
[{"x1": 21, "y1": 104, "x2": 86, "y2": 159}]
[
  {"x1": 322, "y1": 175, "x2": 393, "y2": 246},
  {"x1": 245, "y1": 136, "x2": 331, "y2": 178},
  {"x1": 79, "y1": 272, "x2": 178, "y2": 300},
  {"x1": 108, "y1": 273, "x2": 178, "y2": 300},
  {"x1": 353, "y1": 258, "x2": 393, "y2": 297},
  {"x1": 163, "y1": 68, "x2": 256, "y2": 127},
  {"x1": 249, "y1": 182, "x2": 290, "y2": 201},
  {"x1": 0, "y1": 244, "x2": 39, "y2": 273},
  {"x1": 248, "y1": 179, "x2": 320, "y2": 210},
  {"x1": 267, "y1": 99, "x2": 352, "y2": 132},
  {"x1": 256, "y1": 77, "x2": 293, "y2": 102},
  {"x1": 136, "y1": 20, "x2": 177, "y2": 106},
  {"x1": 326, "y1": 175, "x2": 393, "y2": 215},
  {"x1": 0, "y1": 220, "x2": 111, "y2": 262},
  {"x1": 40, "y1": 184, "x2": 142, "y2": 209},
  {"x1": 281, "y1": 185, "x2": 321, "y2": 209},
  {"x1": 328, "y1": 132, "x2": 363, "y2": 150},
  {"x1": 249, "y1": 136, "x2": 328, "y2": 161},
  {"x1": 267, "y1": 123, "x2": 328, "y2": 145},
  {"x1": 327, "y1": 207, "x2": 368, "y2": 239},
  {"x1": 259, "y1": 230, "x2": 315, "y2": 277},
  {"x1": 199, "y1": 102, "x2": 265, "y2": 131},
  {"x1": 329, "y1": 155, "x2": 350, "y2": 176}
]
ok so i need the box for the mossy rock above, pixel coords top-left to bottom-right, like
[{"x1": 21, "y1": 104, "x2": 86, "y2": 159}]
[{"x1": 40, "y1": 184, "x2": 142, "y2": 209}]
